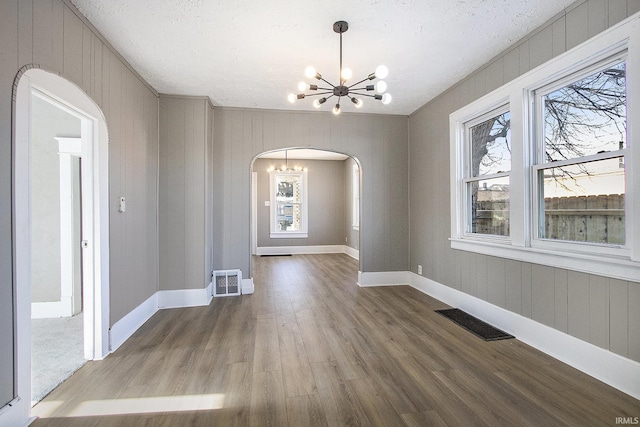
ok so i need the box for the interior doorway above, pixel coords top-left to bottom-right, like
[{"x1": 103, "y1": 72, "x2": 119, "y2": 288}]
[
  {"x1": 29, "y1": 91, "x2": 86, "y2": 404},
  {"x1": 250, "y1": 148, "x2": 362, "y2": 270},
  {"x1": 13, "y1": 68, "x2": 111, "y2": 411}
]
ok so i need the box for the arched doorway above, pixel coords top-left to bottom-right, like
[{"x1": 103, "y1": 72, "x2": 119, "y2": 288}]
[
  {"x1": 13, "y1": 68, "x2": 110, "y2": 407},
  {"x1": 250, "y1": 148, "x2": 362, "y2": 276}
]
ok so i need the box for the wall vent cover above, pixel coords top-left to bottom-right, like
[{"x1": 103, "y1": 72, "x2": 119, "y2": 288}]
[{"x1": 213, "y1": 269, "x2": 242, "y2": 297}]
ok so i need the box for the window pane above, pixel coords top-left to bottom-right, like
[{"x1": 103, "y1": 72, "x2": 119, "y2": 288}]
[
  {"x1": 470, "y1": 111, "x2": 511, "y2": 176},
  {"x1": 539, "y1": 157, "x2": 625, "y2": 244},
  {"x1": 468, "y1": 177, "x2": 510, "y2": 236},
  {"x1": 276, "y1": 203, "x2": 301, "y2": 231},
  {"x1": 542, "y1": 62, "x2": 626, "y2": 162},
  {"x1": 275, "y1": 174, "x2": 303, "y2": 232}
]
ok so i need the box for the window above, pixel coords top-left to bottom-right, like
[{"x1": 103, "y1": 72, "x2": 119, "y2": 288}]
[
  {"x1": 352, "y1": 163, "x2": 360, "y2": 230},
  {"x1": 450, "y1": 15, "x2": 639, "y2": 281},
  {"x1": 533, "y1": 60, "x2": 626, "y2": 248},
  {"x1": 463, "y1": 108, "x2": 511, "y2": 238},
  {"x1": 269, "y1": 169, "x2": 308, "y2": 238}
]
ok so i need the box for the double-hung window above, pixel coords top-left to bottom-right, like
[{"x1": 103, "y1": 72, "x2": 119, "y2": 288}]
[
  {"x1": 450, "y1": 14, "x2": 639, "y2": 281},
  {"x1": 269, "y1": 169, "x2": 308, "y2": 238},
  {"x1": 463, "y1": 108, "x2": 511, "y2": 238},
  {"x1": 532, "y1": 59, "x2": 627, "y2": 253}
]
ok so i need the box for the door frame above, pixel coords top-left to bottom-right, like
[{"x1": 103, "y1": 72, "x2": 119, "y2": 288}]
[{"x1": 13, "y1": 68, "x2": 110, "y2": 408}]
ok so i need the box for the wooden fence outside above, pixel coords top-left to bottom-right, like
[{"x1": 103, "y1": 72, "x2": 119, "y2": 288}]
[{"x1": 474, "y1": 194, "x2": 625, "y2": 244}]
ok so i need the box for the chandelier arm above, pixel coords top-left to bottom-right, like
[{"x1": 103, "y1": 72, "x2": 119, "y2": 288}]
[
  {"x1": 348, "y1": 86, "x2": 374, "y2": 91},
  {"x1": 301, "y1": 91, "x2": 334, "y2": 97},
  {"x1": 319, "y1": 77, "x2": 336, "y2": 88},
  {"x1": 347, "y1": 77, "x2": 371, "y2": 88},
  {"x1": 348, "y1": 92, "x2": 382, "y2": 99}
]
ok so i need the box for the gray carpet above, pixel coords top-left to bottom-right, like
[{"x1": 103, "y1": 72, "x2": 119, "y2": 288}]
[{"x1": 31, "y1": 313, "x2": 86, "y2": 405}]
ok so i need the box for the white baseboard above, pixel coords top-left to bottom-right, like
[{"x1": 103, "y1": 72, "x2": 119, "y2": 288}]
[
  {"x1": 242, "y1": 278, "x2": 254, "y2": 295},
  {"x1": 407, "y1": 271, "x2": 640, "y2": 400},
  {"x1": 352, "y1": 269, "x2": 640, "y2": 399},
  {"x1": 31, "y1": 298, "x2": 73, "y2": 319},
  {"x1": 357, "y1": 270, "x2": 410, "y2": 287},
  {"x1": 344, "y1": 245, "x2": 359, "y2": 260},
  {"x1": 256, "y1": 244, "x2": 357, "y2": 257},
  {"x1": 158, "y1": 287, "x2": 213, "y2": 309},
  {"x1": 109, "y1": 292, "x2": 158, "y2": 352}
]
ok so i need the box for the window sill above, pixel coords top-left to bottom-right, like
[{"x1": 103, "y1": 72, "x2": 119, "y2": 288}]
[
  {"x1": 450, "y1": 238, "x2": 640, "y2": 282},
  {"x1": 270, "y1": 232, "x2": 308, "y2": 239}
]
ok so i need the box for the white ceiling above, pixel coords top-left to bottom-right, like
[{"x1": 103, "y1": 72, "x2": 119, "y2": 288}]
[{"x1": 71, "y1": 0, "x2": 574, "y2": 116}]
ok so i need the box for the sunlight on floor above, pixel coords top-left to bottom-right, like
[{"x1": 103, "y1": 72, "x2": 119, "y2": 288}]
[{"x1": 33, "y1": 394, "x2": 225, "y2": 418}]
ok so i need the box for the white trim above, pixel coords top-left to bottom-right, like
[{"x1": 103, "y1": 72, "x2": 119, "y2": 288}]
[
  {"x1": 449, "y1": 13, "x2": 640, "y2": 280},
  {"x1": 407, "y1": 271, "x2": 640, "y2": 400},
  {"x1": 451, "y1": 238, "x2": 640, "y2": 282},
  {"x1": 109, "y1": 283, "x2": 215, "y2": 353},
  {"x1": 30, "y1": 299, "x2": 73, "y2": 319},
  {"x1": 269, "y1": 169, "x2": 308, "y2": 238},
  {"x1": 357, "y1": 270, "x2": 410, "y2": 287},
  {"x1": 269, "y1": 232, "x2": 308, "y2": 239},
  {"x1": 251, "y1": 172, "x2": 257, "y2": 255},
  {"x1": 157, "y1": 288, "x2": 213, "y2": 309},
  {"x1": 352, "y1": 269, "x2": 640, "y2": 399},
  {"x1": 256, "y1": 245, "x2": 348, "y2": 256},
  {"x1": 56, "y1": 137, "x2": 82, "y2": 318},
  {"x1": 109, "y1": 293, "x2": 158, "y2": 354},
  {"x1": 242, "y1": 278, "x2": 255, "y2": 295},
  {"x1": 343, "y1": 245, "x2": 359, "y2": 260}
]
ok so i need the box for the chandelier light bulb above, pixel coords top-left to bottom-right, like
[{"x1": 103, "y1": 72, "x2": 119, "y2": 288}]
[
  {"x1": 375, "y1": 80, "x2": 387, "y2": 94},
  {"x1": 291, "y1": 22, "x2": 391, "y2": 112},
  {"x1": 375, "y1": 65, "x2": 389, "y2": 79},
  {"x1": 305, "y1": 66, "x2": 317, "y2": 79},
  {"x1": 341, "y1": 67, "x2": 352, "y2": 81}
]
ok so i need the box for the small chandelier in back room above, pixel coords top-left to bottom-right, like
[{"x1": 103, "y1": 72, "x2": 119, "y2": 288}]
[{"x1": 287, "y1": 20, "x2": 391, "y2": 115}]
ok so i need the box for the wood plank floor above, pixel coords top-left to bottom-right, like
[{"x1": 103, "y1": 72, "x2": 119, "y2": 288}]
[{"x1": 32, "y1": 254, "x2": 639, "y2": 426}]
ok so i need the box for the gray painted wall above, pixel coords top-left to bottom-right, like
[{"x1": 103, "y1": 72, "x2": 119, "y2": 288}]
[
  {"x1": 254, "y1": 158, "x2": 346, "y2": 248},
  {"x1": 30, "y1": 94, "x2": 81, "y2": 302},
  {"x1": 159, "y1": 95, "x2": 214, "y2": 290},
  {"x1": 1, "y1": 0, "x2": 159, "y2": 406},
  {"x1": 408, "y1": 0, "x2": 640, "y2": 362},
  {"x1": 213, "y1": 108, "x2": 408, "y2": 276}
]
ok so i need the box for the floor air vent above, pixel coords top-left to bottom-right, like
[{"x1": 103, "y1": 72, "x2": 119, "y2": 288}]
[{"x1": 213, "y1": 269, "x2": 242, "y2": 297}]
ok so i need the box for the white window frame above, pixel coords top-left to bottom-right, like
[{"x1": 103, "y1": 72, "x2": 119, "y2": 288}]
[
  {"x1": 530, "y1": 54, "x2": 629, "y2": 259},
  {"x1": 352, "y1": 163, "x2": 360, "y2": 230},
  {"x1": 461, "y1": 105, "x2": 511, "y2": 241},
  {"x1": 269, "y1": 169, "x2": 308, "y2": 238},
  {"x1": 450, "y1": 14, "x2": 640, "y2": 282}
]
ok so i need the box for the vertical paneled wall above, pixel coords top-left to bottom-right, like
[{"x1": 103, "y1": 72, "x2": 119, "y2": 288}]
[
  {"x1": 409, "y1": 0, "x2": 640, "y2": 362},
  {"x1": 159, "y1": 95, "x2": 214, "y2": 290},
  {"x1": 0, "y1": 0, "x2": 160, "y2": 407},
  {"x1": 213, "y1": 108, "x2": 408, "y2": 277}
]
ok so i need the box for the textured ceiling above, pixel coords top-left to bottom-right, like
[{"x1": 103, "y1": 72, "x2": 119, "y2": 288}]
[{"x1": 71, "y1": 0, "x2": 574, "y2": 115}]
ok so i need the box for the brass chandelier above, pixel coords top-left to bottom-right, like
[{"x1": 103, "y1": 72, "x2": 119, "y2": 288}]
[{"x1": 288, "y1": 20, "x2": 391, "y2": 114}]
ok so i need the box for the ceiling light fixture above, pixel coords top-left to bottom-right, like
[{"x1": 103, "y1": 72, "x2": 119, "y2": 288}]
[
  {"x1": 267, "y1": 150, "x2": 306, "y2": 173},
  {"x1": 288, "y1": 21, "x2": 391, "y2": 114}
]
